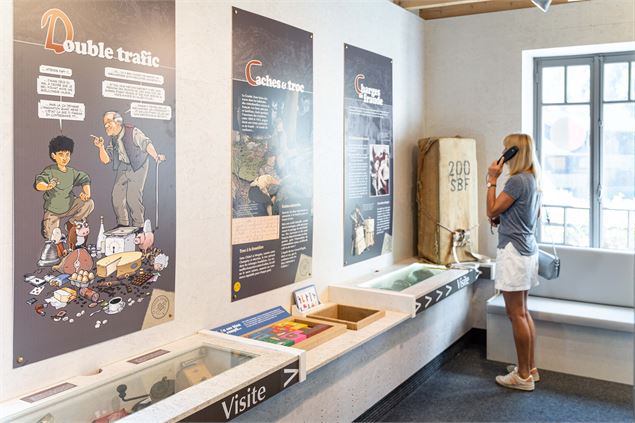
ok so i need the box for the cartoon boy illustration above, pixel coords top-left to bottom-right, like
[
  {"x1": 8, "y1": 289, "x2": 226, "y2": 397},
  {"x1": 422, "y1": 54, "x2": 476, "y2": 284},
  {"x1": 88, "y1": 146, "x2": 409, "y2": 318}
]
[{"x1": 34, "y1": 135, "x2": 94, "y2": 240}]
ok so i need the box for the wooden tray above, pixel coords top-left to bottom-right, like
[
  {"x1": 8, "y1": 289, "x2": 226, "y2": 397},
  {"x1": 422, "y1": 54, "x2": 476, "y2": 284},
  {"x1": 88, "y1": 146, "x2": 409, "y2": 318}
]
[
  {"x1": 307, "y1": 304, "x2": 385, "y2": 330},
  {"x1": 242, "y1": 317, "x2": 346, "y2": 351}
]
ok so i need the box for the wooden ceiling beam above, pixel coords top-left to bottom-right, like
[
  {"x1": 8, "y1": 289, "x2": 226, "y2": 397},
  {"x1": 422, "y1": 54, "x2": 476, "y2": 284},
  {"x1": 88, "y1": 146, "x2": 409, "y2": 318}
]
[
  {"x1": 416, "y1": 0, "x2": 589, "y2": 20},
  {"x1": 398, "y1": 0, "x2": 490, "y2": 10}
]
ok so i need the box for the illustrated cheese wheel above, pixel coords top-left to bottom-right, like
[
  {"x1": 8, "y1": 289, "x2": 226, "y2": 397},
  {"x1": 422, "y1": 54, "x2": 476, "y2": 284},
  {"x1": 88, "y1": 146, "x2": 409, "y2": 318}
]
[{"x1": 96, "y1": 252, "x2": 143, "y2": 278}]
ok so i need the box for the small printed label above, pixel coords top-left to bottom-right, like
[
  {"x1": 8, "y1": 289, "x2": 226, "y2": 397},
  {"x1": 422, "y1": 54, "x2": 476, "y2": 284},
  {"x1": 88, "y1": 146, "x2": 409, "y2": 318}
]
[
  {"x1": 416, "y1": 269, "x2": 479, "y2": 314},
  {"x1": 212, "y1": 306, "x2": 290, "y2": 336},
  {"x1": 128, "y1": 349, "x2": 170, "y2": 364},
  {"x1": 39, "y1": 65, "x2": 72, "y2": 77},
  {"x1": 104, "y1": 67, "x2": 164, "y2": 85},
  {"x1": 456, "y1": 274, "x2": 471, "y2": 289},
  {"x1": 38, "y1": 99, "x2": 85, "y2": 121},
  {"x1": 21, "y1": 382, "x2": 76, "y2": 403}
]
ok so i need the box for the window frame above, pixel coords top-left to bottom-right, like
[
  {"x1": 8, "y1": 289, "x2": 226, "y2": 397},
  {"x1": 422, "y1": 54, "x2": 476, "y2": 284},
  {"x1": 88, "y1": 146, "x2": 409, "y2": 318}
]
[{"x1": 534, "y1": 51, "x2": 635, "y2": 249}]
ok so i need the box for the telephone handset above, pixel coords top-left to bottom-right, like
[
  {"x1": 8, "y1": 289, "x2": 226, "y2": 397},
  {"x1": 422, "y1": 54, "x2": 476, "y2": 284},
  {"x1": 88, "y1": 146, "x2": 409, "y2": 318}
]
[{"x1": 498, "y1": 146, "x2": 519, "y2": 165}]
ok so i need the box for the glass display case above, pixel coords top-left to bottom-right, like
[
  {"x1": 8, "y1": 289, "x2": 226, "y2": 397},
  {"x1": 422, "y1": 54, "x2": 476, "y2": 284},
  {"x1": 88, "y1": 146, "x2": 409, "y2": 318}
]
[
  {"x1": 356, "y1": 263, "x2": 448, "y2": 292},
  {"x1": 329, "y1": 259, "x2": 480, "y2": 317},
  {"x1": 0, "y1": 333, "x2": 303, "y2": 423}
]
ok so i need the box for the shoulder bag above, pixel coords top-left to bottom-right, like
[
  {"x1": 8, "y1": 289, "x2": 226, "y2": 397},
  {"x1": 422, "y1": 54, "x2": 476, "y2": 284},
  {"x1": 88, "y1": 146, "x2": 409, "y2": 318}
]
[{"x1": 538, "y1": 245, "x2": 560, "y2": 280}]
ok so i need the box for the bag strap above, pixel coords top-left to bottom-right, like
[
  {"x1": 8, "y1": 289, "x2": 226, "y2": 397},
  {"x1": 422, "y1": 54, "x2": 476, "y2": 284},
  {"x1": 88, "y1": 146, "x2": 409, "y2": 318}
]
[{"x1": 543, "y1": 208, "x2": 558, "y2": 256}]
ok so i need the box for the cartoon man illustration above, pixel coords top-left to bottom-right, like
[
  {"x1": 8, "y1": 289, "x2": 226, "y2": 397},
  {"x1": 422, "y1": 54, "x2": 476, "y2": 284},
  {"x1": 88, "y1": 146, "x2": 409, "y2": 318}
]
[
  {"x1": 35, "y1": 135, "x2": 94, "y2": 240},
  {"x1": 93, "y1": 111, "x2": 165, "y2": 228}
]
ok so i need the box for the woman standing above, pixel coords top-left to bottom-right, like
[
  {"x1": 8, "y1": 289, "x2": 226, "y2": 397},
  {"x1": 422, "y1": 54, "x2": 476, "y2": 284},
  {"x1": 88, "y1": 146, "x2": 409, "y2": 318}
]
[{"x1": 486, "y1": 133, "x2": 542, "y2": 391}]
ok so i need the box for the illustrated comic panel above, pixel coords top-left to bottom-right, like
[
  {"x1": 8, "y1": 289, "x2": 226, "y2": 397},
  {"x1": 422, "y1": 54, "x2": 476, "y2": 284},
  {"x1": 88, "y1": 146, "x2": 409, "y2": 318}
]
[{"x1": 13, "y1": 0, "x2": 176, "y2": 367}]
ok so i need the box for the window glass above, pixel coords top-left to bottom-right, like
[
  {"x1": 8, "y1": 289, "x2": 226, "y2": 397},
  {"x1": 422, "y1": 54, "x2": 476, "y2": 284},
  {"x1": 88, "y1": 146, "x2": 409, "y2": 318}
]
[
  {"x1": 603, "y1": 62, "x2": 629, "y2": 101},
  {"x1": 602, "y1": 210, "x2": 631, "y2": 249},
  {"x1": 630, "y1": 62, "x2": 635, "y2": 100},
  {"x1": 540, "y1": 104, "x2": 591, "y2": 246},
  {"x1": 542, "y1": 206, "x2": 565, "y2": 244},
  {"x1": 601, "y1": 102, "x2": 635, "y2": 249},
  {"x1": 565, "y1": 208, "x2": 590, "y2": 247},
  {"x1": 542, "y1": 66, "x2": 564, "y2": 104},
  {"x1": 537, "y1": 53, "x2": 634, "y2": 250},
  {"x1": 566, "y1": 65, "x2": 590, "y2": 103}
]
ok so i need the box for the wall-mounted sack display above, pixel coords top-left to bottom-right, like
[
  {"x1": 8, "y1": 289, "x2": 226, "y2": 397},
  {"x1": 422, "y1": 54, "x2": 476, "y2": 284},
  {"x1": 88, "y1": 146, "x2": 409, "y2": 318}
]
[{"x1": 417, "y1": 137, "x2": 479, "y2": 265}]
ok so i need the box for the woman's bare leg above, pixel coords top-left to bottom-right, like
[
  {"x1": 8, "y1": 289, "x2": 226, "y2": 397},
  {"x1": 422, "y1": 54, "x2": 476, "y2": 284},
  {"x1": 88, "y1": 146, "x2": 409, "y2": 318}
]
[
  {"x1": 503, "y1": 290, "x2": 531, "y2": 379},
  {"x1": 524, "y1": 290, "x2": 536, "y2": 370}
]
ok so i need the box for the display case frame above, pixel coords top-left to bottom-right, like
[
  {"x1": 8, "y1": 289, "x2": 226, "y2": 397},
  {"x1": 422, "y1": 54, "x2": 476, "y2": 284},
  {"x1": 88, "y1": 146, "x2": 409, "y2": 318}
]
[
  {"x1": 328, "y1": 258, "x2": 481, "y2": 318},
  {"x1": 0, "y1": 332, "x2": 304, "y2": 423}
]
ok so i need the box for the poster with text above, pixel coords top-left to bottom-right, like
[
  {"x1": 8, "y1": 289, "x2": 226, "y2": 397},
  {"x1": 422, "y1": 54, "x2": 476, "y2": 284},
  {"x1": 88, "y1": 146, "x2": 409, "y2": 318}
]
[
  {"x1": 344, "y1": 44, "x2": 393, "y2": 266},
  {"x1": 13, "y1": 0, "x2": 176, "y2": 367},
  {"x1": 231, "y1": 8, "x2": 313, "y2": 301}
]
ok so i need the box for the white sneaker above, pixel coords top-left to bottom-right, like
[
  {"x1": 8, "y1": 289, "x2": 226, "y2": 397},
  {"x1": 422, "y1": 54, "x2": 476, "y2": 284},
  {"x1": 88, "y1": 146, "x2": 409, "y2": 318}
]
[
  {"x1": 506, "y1": 365, "x2": 541, "y2": 382},
  {"x1": 496, "y1": 370, "x2": 535, "y2": 391}
]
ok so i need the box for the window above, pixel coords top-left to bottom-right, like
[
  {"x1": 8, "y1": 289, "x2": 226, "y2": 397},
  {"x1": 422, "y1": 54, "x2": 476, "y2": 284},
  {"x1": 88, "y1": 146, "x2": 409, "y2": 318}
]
[{"x1": 535, "y1": 52, "x2": 635, "y2": 250}]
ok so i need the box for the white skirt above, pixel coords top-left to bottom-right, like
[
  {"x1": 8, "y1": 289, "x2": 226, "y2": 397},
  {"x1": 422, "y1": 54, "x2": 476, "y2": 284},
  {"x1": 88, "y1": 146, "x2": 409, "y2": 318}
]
[{"x1": 495, "y1": 242, "x2": 539, "y2": 292}]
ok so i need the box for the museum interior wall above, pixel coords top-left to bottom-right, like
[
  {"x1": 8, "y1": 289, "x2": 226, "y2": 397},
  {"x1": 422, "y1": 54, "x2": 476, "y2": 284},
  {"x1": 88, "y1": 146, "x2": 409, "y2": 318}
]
[{"x1": 0, "y1": 0, "x2": 426, "y2": 400}]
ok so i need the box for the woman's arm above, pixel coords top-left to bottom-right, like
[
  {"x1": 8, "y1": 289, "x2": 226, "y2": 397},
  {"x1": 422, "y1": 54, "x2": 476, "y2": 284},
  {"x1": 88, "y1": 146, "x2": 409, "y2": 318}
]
[
  {"x1": 487, "y1": 188, "x2": 514, "y2": 219},
  {"x1": 486, "y1": 160, "x2": 515, "y2": 219}
]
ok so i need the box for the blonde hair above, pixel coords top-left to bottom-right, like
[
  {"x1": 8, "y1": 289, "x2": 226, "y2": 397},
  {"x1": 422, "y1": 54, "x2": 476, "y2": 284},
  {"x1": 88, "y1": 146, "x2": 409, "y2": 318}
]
[{"x1": 503, "y1": 133, "x2": 542, "y2": 191}]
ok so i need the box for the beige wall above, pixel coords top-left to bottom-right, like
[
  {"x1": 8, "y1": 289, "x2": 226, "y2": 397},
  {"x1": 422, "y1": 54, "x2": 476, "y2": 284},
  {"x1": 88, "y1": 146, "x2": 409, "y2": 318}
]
[
  {"x1": 423, "y1": 0, "x2": 635, "y2": 257},
  {"x1": 0, "y1": 0, "x2": 426, "y2": 400}
]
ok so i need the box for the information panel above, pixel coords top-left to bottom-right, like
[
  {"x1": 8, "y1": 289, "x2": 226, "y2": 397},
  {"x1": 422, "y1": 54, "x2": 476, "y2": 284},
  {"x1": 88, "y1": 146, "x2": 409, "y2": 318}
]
[
  {"x1": 231, "y1": 8, "x2": 313, "y2": 301},
  {"x1": 13, "y1": 0, "x2": 176, "y2": 367},
  {"x1": 343, "y1": 44, "x2": 393, "y2": 266}
]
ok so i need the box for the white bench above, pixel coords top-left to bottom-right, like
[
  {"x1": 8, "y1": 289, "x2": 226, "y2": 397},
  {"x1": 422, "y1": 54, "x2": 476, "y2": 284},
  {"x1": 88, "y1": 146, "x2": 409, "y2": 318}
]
[
  {"x1": 486, "y1": 246, "x2": 634, "y2": 384},
  {"x1": 487, "y1": 294, "x2": 634, "y2": 384}
]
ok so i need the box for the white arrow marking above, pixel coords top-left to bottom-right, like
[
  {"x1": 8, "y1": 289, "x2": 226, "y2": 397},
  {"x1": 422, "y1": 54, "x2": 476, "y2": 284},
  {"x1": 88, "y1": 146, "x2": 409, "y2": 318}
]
[
  {"x1": 424, "y1": 295, "x2": 432, "y2": 308},
  {"x1": 435, "y1": 290, "x2": 443, "y2": 301},
  {"x1": 445, "y1": 285, "x2": 453, "y2": 296},
  {"x1": 283, "y1": 368, "x2": 299, "y2": 388}
]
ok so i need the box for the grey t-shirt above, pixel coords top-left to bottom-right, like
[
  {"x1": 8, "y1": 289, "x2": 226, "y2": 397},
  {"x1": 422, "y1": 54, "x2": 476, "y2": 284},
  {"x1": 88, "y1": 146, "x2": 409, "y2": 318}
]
[{"x1": 498, "y1": 172, "x2": 541, "y2": 255}]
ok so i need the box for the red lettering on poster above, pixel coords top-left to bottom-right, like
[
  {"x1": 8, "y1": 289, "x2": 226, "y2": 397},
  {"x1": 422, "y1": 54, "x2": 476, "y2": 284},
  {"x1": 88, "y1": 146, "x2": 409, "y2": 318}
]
[
  {"x1": 245, "y1": 59, "x2": 262, "y2": 86},
  {"x1": 41, "y1": 8, "x2": 74, "y2": 54},
  {"x1": 354, "y1": 74, "x2": 365, "y2": 96}
]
